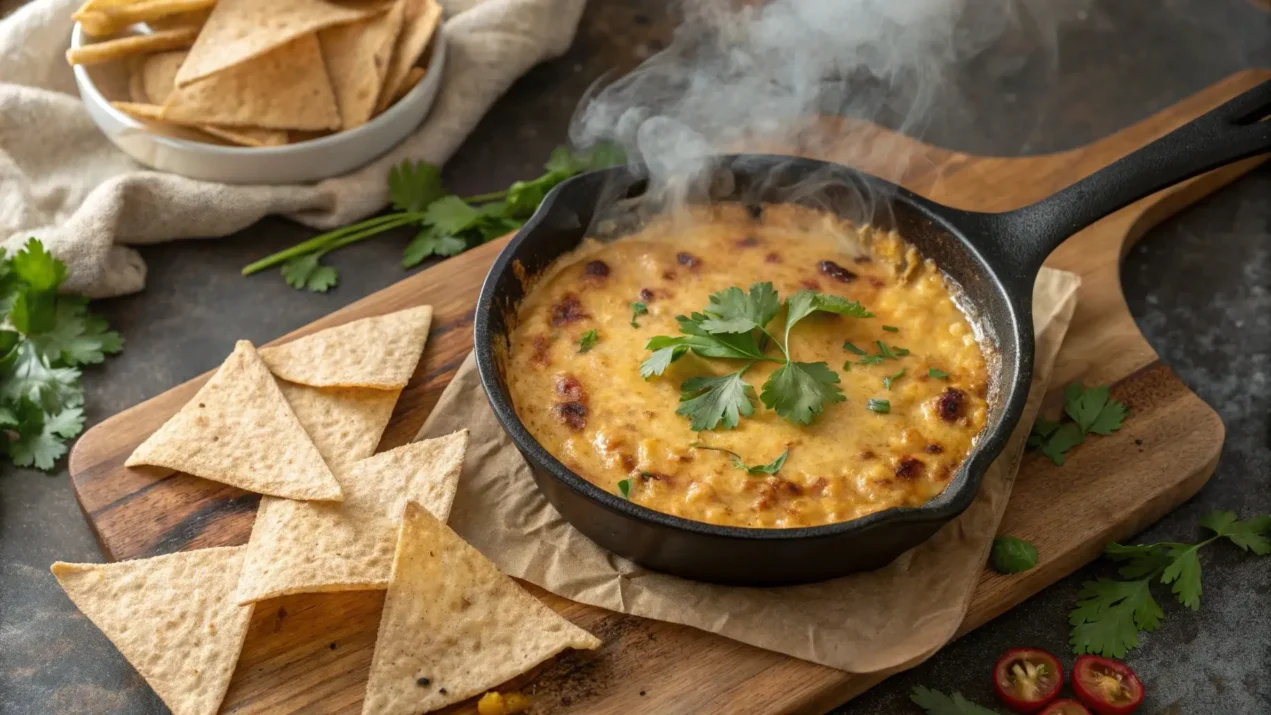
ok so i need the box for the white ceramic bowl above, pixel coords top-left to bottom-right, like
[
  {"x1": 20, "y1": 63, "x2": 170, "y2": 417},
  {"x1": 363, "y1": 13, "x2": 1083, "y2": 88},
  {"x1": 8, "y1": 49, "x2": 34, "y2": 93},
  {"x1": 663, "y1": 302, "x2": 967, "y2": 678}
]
[{"x1": 70, "y1": 23, "x2": 446, "y2": 184}]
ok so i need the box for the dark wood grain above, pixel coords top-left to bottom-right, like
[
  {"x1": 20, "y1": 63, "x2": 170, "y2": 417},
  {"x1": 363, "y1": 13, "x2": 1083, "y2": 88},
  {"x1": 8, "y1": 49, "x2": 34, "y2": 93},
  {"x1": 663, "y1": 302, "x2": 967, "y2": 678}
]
[{"x1": 68, "y1": 70, "x2": 1269, "y2": 714}]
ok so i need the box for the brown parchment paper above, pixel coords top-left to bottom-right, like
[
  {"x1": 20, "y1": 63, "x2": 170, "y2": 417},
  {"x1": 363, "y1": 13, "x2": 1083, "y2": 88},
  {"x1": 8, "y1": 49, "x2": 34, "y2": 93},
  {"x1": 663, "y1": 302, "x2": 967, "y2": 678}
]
[{"x1": 416, "y1": 267, "x2": 1081, "y2": 675}]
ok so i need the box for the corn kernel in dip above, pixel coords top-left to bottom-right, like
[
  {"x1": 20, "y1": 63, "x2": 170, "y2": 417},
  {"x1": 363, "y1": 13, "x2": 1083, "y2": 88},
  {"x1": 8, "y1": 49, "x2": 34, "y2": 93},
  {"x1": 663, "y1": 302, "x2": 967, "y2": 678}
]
[{"x1": 505, "y1": 203, "x2": 989, "y2": 528}]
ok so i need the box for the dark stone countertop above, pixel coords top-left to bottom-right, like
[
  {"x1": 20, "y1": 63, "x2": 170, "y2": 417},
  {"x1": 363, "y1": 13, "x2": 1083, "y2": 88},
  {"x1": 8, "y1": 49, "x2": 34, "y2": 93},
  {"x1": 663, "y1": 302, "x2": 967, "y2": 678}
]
[{"x1": 1, "y1": 0, "x2": 1268, "y2": 713}]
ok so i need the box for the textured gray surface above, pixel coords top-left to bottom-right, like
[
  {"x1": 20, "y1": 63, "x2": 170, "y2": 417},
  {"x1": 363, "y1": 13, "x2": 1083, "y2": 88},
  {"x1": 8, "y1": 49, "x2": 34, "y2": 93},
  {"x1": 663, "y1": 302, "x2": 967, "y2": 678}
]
[{"x1": 2, "y1": 0, "x2": 1269, "y2": 713}]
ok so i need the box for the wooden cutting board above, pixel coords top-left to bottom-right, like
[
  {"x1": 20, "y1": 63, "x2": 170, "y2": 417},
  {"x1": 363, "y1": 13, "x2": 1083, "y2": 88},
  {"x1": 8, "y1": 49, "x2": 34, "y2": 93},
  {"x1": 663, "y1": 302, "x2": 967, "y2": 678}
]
[{"x1": 68, "y1": 70, "x2": 1268, "y2": 714}]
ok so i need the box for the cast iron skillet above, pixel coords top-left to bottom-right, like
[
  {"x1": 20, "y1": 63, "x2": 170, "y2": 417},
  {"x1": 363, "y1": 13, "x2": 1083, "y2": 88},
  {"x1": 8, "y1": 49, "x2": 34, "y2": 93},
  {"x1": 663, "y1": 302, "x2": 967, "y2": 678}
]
[{"x1": 474, "y1": 81, "x2": 1271, "y2": 585}]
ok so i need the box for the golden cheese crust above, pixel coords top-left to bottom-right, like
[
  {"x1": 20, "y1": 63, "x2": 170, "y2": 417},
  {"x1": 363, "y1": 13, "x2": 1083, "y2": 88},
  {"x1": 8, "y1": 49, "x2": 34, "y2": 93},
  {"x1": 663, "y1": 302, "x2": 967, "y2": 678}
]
[{"x1": 505, "y1": 203, "x2": 989, "y2": 528}]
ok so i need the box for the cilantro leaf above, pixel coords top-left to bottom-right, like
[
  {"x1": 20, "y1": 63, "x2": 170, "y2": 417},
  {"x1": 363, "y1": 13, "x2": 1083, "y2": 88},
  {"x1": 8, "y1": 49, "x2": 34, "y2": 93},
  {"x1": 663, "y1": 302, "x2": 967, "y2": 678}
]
[
  {"x1": 784, "y1": 290, "x2": 872, "y2": 346},
  {"x1": 424, "y1": 196, "x2": 481, "y2": 235},
  {"x1": 1065, "y1": 383, "x2": 1109, "y2": 432},
  {"x1": 26, "y1": 299, "x2": 123, "y2": 366},
  {"x1": 867, "y1": 398, "x2": 890, "y2": 413},
  {"x1": 402, "y1": 226, "x2": 468, "y2": 268},
  {"x1": 672, "y1": 317, "x2": 769, "y2": 360},
  {"x1": 388, "y1": 160, "x2": 446, "y2": 213},
  {"x1": 640, "y1": 342, "x2": 689, "y2": 379},
  {"x1": 843, "y1": 341, "x2": 866, "y2": 356},
  {"x1": 692, "y1": 443, "x2": 789, "y2": 475},
  {"x1": 577, "y1": 329, "x2": 598, "y2": 353},
  {"x1": 0, "y1": 342, "x2": 83, "y2": 413},
  {"x1": 6, "y1": 401, "x2": 84, "y2": 471},
  {"x1": 629, "y1": 301, "x2": 648, "y2": 328},
  {"x1": 1039, "y1": 422, "x2": 1085, "y2": 466},
  {"x1": 1161, "y1": 544, "x2": 1203, "y2": 609},
  {"x1": 0, "y1": 249, "x2": 18, "y2": 317},
  {"x1": 929, "y1": 368, "x2": 949, "y2": 379},
  {"x1": 617, "y1": 478, "x2": 631, "y2": 499},
  {"x1": 910, "y1": 685, "x2": 1001, "y2": 715},
  {"x1": 1201, "y1": 511, "x2": 1271, "y2": 556},
  {"x1": 676, "y1": 369, "x2": 756, "y2": 431},
  {"x1": 876, "y1": 340, "x2": 902, "y2": 360},
  {"x1": 10, "y1": 238, "x2": 66, "y2": 293},
  {"x1": 760, "y1": 361, "x2": 844, "y2": 424},
  {"x1": 698, "y1": 283, "x2": 781, "y2": 335},
  {"x1": 1027, "y1": 417, "x2": 1061, "y2": 449},
  {"x1": 991, "y1": 536, "x2": 1039, "y2": 574},
  {"x1": 1088, "y1": 398, "x2": 1129, "y2": 436},
  {"x1": 858, "y1": 355, "x2": 885, "y2": 366},
  {"x1": 281, "y1": 254, "x2": 339, "y2": 293},
  {"x1": 1069, "y1": 577, "x2": 1162, "y2": 657},
  {"x1": 1105, "y1": 542, "x2": 1174, "y2": 579}
]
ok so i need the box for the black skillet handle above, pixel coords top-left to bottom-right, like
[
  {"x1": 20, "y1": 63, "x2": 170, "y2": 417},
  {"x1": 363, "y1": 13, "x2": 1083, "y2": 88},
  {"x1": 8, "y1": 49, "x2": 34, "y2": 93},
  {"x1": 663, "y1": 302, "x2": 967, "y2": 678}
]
[{"x1": 972, "y1": 79, "x2": 1271, "y2": 286}]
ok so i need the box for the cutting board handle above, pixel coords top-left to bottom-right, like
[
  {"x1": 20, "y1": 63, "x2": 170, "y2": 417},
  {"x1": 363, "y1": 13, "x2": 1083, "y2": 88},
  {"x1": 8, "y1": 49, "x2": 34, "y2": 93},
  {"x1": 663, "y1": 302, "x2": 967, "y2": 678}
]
[{"x1": 983, "y1": 79, "x2": 1271, "y2": 280}]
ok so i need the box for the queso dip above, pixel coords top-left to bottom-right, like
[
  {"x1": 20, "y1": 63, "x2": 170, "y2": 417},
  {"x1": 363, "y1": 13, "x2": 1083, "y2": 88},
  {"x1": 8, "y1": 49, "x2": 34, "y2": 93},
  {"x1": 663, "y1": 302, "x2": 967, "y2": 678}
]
[{"x1": 505, "y1": 203, "x2": 990, "y2": 528}]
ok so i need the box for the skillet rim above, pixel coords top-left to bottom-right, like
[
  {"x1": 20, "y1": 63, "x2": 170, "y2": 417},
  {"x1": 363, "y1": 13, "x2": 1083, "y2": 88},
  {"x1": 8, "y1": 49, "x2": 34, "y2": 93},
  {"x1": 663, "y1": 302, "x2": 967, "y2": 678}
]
[{"x1": 473, "y1": 155, "x2": 1035, "y2": 545}]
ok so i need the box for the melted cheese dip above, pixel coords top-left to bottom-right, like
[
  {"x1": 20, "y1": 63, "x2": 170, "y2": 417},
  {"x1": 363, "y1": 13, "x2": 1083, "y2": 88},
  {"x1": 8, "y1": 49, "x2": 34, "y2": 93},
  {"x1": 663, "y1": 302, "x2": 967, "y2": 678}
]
[{"x1": 505, "y1": 203, "x2": 989, "y2": 528}]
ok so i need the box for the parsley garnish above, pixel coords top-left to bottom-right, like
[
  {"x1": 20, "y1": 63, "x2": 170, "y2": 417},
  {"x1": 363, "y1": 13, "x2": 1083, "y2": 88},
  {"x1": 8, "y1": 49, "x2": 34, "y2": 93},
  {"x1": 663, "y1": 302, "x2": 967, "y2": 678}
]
[
  {"x1": 842, "y1": 341, "x2": 866, "y2": 356},
  {"x1": 629, "y1": 301, "x2": 648, "y2": 327},
  {"x1": 643, "y1": 284, "x2": 871, "y2": 428},
  {"x1": 875, "y1": 340, "x2": 901, "y2": 360},
  {"x1": 867, "y1": 398, "x2": 890, "y2": 414},
  {"x1": 242, "y1": 144, "x2": 625, "y2": 291},
  {"x1": 991, "y1": 536, "x2": 1039, "y2": 574},
  {"x1": 0, "y1": 240, "x2": 122, "y2": 470},
  {"x1": 883, "y1": 368, "x2": 905, "y2": 390},
  {"x1": 617, "y1": 479, "x2": 631, "y2": 499},
  {"x1": 577, "y1": 329, "x2": 598, "y2": 353},
  {"x1": 1028, "y1": 383, "x2": 1129, "y2": 465},
  {"x1": 882, "y1": 325, "x2": 899, "y2": 332},
  {"x1": 1069, "y1": 510, "x2": 1270, "y2": 657},
  {"x1": 691, "y1": 442, "x2": 789, "y2": 475},
  {"x1": 928, "y1": 368, "x2": 949, "y2": 379},
  {"x1": 910, "y1": 686, "x2": 1000, "y2": 715}
]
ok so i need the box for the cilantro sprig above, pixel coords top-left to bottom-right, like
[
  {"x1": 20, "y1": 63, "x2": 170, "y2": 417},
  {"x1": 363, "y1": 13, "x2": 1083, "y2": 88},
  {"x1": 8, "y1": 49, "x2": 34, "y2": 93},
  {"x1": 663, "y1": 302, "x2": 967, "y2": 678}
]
[
  {"x1": 1070, "y1": 510, "x2": 1271, "y2": 658},
  {"x1": 691, "y1": 442, "x2": 789, "y2": 476},
  {"x1": 0, "y1": 240, "x2": 122, "y2": 470},
  {"x1": 641, "y1": 283, "x2": 872, "y2": 429},
  {"x1": 910, "y1": 686, "x2": 1000, "y2": 715},
  {"x1": 242, "y1": 144, "x2": 625, "y2": 292},
  {"x1": 1027, "y1": 383, "x2": 1129, "y2": 465}
]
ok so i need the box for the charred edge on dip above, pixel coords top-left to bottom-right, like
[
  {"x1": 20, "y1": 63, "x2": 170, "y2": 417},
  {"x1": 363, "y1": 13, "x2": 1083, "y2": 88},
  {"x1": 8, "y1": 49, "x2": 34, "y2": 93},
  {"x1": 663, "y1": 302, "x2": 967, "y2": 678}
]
[
  {"x1": 554, "y1": 402, "x2": 587, "y2": 430},
  {"x1": 853, "y1": 255, "x2": 873, "y2": 264},
  {"x1": 895, "y1": 457, "x2": 924, "y2": 479},
  {"x1": 639, "y1": 288, "x2": 654, "y2": 302},
  {"x1": 924, "y1": 443, "x2": 944, "y2": 454},
  {"x1": 800, "y1": 279, "x2": 821, "y2": 290},
  {"x1": 530, "y1": 335, "x2": 551, "y2": 366},
  {"x1": 745, "y1": 202, "x2": 763, "y2": 220},
  {"x1": 676, "y1": 252, "x2": 702, "y2": 269},
  {"x1": 583, "y1": 260, "x2": 610, "y2": 277},
  {"x1": 765, "y1": 252, "x2": 781, "y2": 264},
  {"x1": 936, "y1": 387, "x2": 967, "y2": 422},
  {"x1": 556, "y1": 375, "x2": 584, "y2": 402},
  {"x1": 736, "y1": 235, "x2": 761, "y2": 248},
  {"x1": 818, "y1": 260, "x2": 857, "y2": 283},
  {"x1": 549, "y1": 294, "x2": 587, "y2": 326}
]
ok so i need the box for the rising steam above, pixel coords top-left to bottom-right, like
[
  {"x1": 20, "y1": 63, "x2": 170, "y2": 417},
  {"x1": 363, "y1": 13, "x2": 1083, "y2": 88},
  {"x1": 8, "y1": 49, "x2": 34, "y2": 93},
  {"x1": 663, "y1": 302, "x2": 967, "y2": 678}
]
[{"x1": 572, "y1": 0, "x2": 1059, "y2": 204}]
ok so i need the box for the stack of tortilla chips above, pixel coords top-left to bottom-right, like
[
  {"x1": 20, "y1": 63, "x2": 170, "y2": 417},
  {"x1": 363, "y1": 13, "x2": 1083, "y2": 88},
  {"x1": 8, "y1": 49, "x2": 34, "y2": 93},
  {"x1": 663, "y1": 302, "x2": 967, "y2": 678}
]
[
  {"x1": 66, "y1": 0, "x2": 443, "y2": 146},
  {"x1": 52, "y1": 305, "x2": 600, "y2": 715}
]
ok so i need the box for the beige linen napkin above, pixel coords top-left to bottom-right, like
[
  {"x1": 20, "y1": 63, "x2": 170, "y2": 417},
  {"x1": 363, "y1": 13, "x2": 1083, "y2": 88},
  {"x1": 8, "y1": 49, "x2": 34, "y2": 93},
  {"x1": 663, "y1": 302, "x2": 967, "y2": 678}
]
[
  {"x1": 0, "y1": 0, "x2": 587, "y2": 298},
  {"x1": 415, "y1": 268, "x2": 1080, "y2": 675}
]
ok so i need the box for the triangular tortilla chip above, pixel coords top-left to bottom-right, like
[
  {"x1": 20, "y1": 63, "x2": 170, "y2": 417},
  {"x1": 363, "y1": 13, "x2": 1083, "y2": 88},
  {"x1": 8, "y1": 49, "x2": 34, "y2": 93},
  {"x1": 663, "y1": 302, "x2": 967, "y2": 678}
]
[
  {"x1": 126, "y1": 340, "x2": 343, "y2": 501},
  {"x1": 163, "y1": 34, "x2": 341, "y2": 131},
  {"x1": 320, "y1": 0, "x2": 406, "y2": 130},
  {"x1": 260, "y1": 305, "x2": 433, "y2": 389},
  {"x1": 235, "y1": 430, "x2": 469, "y2": 604},
  {"x1": 278, "y1": 382, "x2": 401, "y2": 468},
  {"x1": 175, "y1": 0, "x2": 382, "y2": 88},
  {"x1": 383, "y1": 65, "x2": 426, "y2": 109},
  {"x1": 362, "y1": 502, "x2": 601, "y2": 715},
  {"x1": 51, "y1": 547, "x2": 254, "y2": 715},
  {"x1": 139, "y1": 50, "x2": 186, "y2": 103},
  {"x1": 375, "y1": 0, "x2": 442, "y2": 112}
]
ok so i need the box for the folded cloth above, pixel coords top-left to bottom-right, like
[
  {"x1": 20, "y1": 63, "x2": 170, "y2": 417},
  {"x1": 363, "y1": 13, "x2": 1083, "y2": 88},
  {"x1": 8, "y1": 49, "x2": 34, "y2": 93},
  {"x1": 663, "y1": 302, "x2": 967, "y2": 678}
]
[{"x1": 0, "y1": 0, "x2": 587, "y2": 298}]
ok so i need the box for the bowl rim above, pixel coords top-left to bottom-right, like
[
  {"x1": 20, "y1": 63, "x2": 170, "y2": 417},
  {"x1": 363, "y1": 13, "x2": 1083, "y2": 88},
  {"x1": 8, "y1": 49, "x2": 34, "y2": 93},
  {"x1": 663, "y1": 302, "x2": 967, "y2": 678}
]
[
  {"x1": 70, "y1": 21, "x2": 447, "y2": 156},
  {"x1": 473, "y1": 157, "x2": 1032, "y2": 543}
]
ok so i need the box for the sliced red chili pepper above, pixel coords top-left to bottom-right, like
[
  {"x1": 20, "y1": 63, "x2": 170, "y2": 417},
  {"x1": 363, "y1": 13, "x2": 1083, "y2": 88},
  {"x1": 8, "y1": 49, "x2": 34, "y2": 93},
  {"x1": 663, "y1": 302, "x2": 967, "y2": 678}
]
[
  {"x1": 1072, "y1": 655, "x2": 1144, "y2": 714},
  {"x1": 993, "y1": 647, "x2": 1064, "y2": 713},
  {"x1": 1041, "y1": 699, "x2": 1092, "y2": 715}
]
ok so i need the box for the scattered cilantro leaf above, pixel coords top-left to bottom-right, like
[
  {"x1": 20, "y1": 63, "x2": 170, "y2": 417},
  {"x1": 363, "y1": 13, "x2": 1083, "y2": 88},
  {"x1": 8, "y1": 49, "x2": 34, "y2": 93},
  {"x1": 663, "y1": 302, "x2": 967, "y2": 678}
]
[
  {"x1": 1161, "y1": 544, "x2": 1203, "y2": 609},
  {"x1": 882, "y1": 325, "x2": 899, "y2": 332},
  {"x1": 676, "y1": 369, "x2": 757, "y2": 431},
  {"x1": 876, "y1": 340, "x2": 901, "y2": 360},
  {"x1": 1069, "y1": 577, "x2": 1162, "y2": 658},
  {"x1": 281, "y1": 254, "x2": 339, "y2": 293},
  {"x1": 402, "y1": 226, "x2": 468, "y2": 268},
  {"x1": 843, "y1": 341, "x2": 866, "y2": 356},
  {"x1": 910, "y1": 686, "x2": 1001, "y2": 715},
  {"x1": 784, "y1": 290, "x2": 871, "y2": 346},
  {"x1": 617, "y1": 479, "x2": 631, "y2": 499},
  {"x1": 760, "y1": 361, "x2": 844, "y2": 424},
  {"x1": 991, "y1": 536, "x2": 1039, "y2": 574},
  {"x1": 1202, "y1": 511, "x2": 1271, "y2": 555},
  {"x1": 1065, "y1": 383, "x2": 1109, "y2": 432},
  {"x1": 867, "y1": 398, "x2": 890, "y2": 414},
  {"x1": 928, "y1": 367, "x2": 949, "y2": 379},
  {"x1": 630, "y1": 301, "x2": 648, "y2": 328},
  {"x1": 424, "y1": 196, "x2": 481, "y2": 234},
  {"x1": 698, "y1": 283, "x2": 781, "y2": 335},
  {"x1": 388, "y1": 160, "x2": 446, "y2": 213},
  {"x1": 1030, "y1": 383, "x2": 1129, "y2": 464},
  {"x1": 841, "y1": 361, "x2": 852, "y2": 372},
  {"x1": 691, "y1": 442, "x2": 790, "y2": 476},
  {"x1": 1039, "y1": 422, "x2": 1085, "y2": 466},
  {"x1": 1105, "y1": 542, "x2": 1174, "y2": 579},
  {"x1": 883, "y1": 368, "x2": 905, "y2": 390},
  {"x1": 577, "y1": 329, "x2": 598, "y2": 353},
  {"x1": 1, "y1": 342, "x2": 83, "y2": 413}
]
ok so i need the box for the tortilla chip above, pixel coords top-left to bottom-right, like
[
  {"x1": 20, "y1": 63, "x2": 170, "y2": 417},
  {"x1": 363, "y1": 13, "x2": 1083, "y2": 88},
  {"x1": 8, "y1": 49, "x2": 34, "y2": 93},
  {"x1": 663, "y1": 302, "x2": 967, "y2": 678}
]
[
  {"x1": 113, "y1": 100, "x2": 289, "y2": 147},
  {"x1": 277, "y1": 382, "x2": 401, "y2": 467},
  {"x1": 51, "y1": 547, "x2": 254, "y2": 715},
  {"x1": 260, "y1": 305, "x2": 433, "y2": 389},
  {"x1": 139, "y1": 50, "x2": 186, "y2": 103},
  {"x1": 66, "y1": 26, "x2": 198, "y2": 66},
  {"x1": 384, "y1": 65, "x2": 426, "y2": 108},
  {"x1": 175, "y1": 0, "x2": 383, "y2": 88},
  {"x1": 320, "y1": 1, "x2": 405, "y2": 130},
  {"x1": 362, "y1": 502, "x2": 601, "y2": 714},
  {"x1": 199, "y1": 124, "x2": 290, "y2": 147},
  {"x1": 163, "y1": 34, "x2": 341, "y2": 131},
  {"x1": 235, "y1": 431, "x2": 469, "y2": 604},
  {"x1": 112, "y1": 100, "x2": 166, "y2": 121},
  {"x1": 75, "y1": 0, "x2": 216, "y2": 37},
  {"x1": 147, "y1": 7, "x2": 212, "y2": 31},
  {"x1": 375, "y1": 0, "x2": 441, "y2": 112},
  {"x1": 126, "y1": 340, "x2": 344, "y2": 501},
  {"x1": 127, "y1": 62, "x2": 149, "y2": 103}
]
